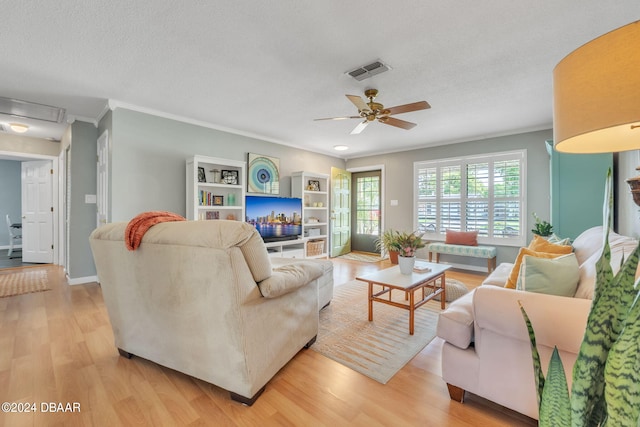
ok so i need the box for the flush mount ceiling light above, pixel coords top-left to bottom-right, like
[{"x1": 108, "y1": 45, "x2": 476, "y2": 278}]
[
  {"x1": 333, "y1": 145, "x2": 349, "y2": 151},
  {"x1": 553, "y1": 20, "x2": 640, "y2": 153},
  {"x1": 9, "y1": 123, "x2": 29, "y2": 133}
]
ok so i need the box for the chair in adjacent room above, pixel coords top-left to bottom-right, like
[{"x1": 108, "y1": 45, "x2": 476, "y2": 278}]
[{"x1": 5, "y1": 214, "x2": 22, "y2": 258}]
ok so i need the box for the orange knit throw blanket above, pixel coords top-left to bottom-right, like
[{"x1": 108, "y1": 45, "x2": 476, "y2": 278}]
[{"x1": 125, "y1": 211, "x2": 186, "y2": 251}]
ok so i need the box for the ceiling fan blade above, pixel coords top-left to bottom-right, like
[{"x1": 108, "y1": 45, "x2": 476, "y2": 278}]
[
  {"x1": 379, "y1": 116, "x2": 417, "y2": 130},
  {"x1": 346, "y1": 95, "x2": 370, "y2": 112},
  {"x1": 384, "y1": 101, "x2": 431, "y2": 116},
  {"x1": 351, "y1": 120, "x2": 369, "y2": 135},
  {"x1": 314, "y1": 116, "x2": 361, "y2": 121}
]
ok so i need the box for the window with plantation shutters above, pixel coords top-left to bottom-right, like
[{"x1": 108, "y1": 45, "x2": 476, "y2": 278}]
[{"x1": 414, "y1": 150, "x2": 526, "y2": 246}]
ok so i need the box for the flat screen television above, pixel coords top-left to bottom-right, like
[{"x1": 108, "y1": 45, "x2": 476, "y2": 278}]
[{"x1": 245, "y1": 196, "x2": 303, "y2": 242}]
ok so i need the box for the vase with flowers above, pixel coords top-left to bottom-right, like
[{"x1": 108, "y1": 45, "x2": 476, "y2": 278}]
[{"x1": 395, "y1": 230, "x2": 426, "y2": 274}]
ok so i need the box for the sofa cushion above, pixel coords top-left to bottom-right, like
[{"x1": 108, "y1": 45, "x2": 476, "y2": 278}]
[
  {"x1": 445, "y1": 229, "x2": 478, "y2": 246},
  {"x1": 527, "y1": 234, "x2": 573, "y2": 255},
  {"x1": 258, "y1": 262, "x2": 323, "y2": 298},
  {"x1": 436, "y1": 290, "x2": 475, "y2": 349},
  {"x1": 516, "y1": 253, "x2": 580, "y2": 297},
  {"x1": 547, "y1": 233, "x2": 572, "y2": 245},
  {"x1": 482, "y1": 262, "x2": 513, "y2": 287},
  {"x1": 239, "y1": 229, "x2": 273, "y2": 283},
  {"x1": 505, "y1": 248, "x2": 564, "y2": 289}
]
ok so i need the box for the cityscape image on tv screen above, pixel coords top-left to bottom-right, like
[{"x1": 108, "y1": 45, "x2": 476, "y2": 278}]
[{"x1": 245, "y1": 196, "x2": 302, "y2": 241}]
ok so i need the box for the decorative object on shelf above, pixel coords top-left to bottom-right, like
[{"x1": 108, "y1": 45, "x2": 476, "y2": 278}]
[
  {"x1": 531, "y1": 213, "x2": 553, "y2": 236},
  {"x1": 221, "y1": 169, "x2": 239, "y2": 185},
  {"x1": 308, "y1": 180, "x2": 320, "y2": 191},
  {"x1": 307, "y1": 217, "x2": 319, "y2": 224},
  {"x1": 398, "y1": 255, "x2": 415, "y2": 275},
  {"x1": 306, "y1": 240, "x2": 324, "y2": 257},
  {"x1": 248, "y1": 153, "x2": 280, "y2": 194},
  {"x1": 197, "y1": 167, "x2": 206, "y2": 183},
  {"x1": 213, "y1": 195, "x2": 224, "y2": 206},
  {"x1": 205, "y1": 211, "x2": 220, "y2": 220},
  {"x1": 226, "y1": 214, "x2": 236, "y2": 220},
  {"x1": 210, "y1": 169, "x2": 221, "y2": 183},
  {"x1": 227, "y1": 193, "x2": 236, "y2": 206}
]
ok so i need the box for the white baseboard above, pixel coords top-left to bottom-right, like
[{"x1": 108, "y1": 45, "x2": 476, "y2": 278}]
[{"x1": 67, "y1": 275, "x2": 98, "y2": 286}]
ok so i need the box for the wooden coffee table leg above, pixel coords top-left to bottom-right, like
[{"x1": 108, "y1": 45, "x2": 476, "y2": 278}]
[
  {"x1": 368, "y1": 282, "x2": 373, "y2": 321},
  {"x1": 409, "y1": 290, "x2": 415, "y2": 335},
  {"x1": 440, "y1": 276, "x2": 446, "y2": 309}
]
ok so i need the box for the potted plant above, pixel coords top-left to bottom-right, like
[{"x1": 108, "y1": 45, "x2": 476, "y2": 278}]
[
  {"x1": 531, "y1": 213, "x2": 553, "y2": 237},
  {"x1": 521, "y1": 169, "x2": 640, "y2": 426},
  {"x1": 395, "y1": 230, "x2": 426, "y2": 274},
  {"x1": 375, "y1": 229, "x2": 402, "y2": 264}
]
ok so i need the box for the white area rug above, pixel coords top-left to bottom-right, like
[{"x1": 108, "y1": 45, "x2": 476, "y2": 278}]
[{"x1": 311, "y1": 279, "x2": 449, "y2": 384}]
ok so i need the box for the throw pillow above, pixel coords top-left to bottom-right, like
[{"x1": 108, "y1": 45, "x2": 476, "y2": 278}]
[
  {"x1": 516, "y1": 253, "x2": 580, "y2": 297},
  {"x1": 528, "y1": 234, "x2": 573, "y2": 255},
  {"x1": 546, "y1": 233, "x2": 572, "y2": 246},
  {"x1": 505, "y1": 248, "x2": 564, "y2": 289},
  {"x1": 445, "y1": 229, "x2": 478, "y2": 246}
]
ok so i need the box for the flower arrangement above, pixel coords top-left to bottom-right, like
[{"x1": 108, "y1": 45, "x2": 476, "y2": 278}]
[{"x1": 395, "y1": 230, "x2": 426, "y2": 257}]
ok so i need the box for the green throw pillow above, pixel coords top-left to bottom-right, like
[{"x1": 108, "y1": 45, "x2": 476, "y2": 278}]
[
  {"x1": 516, "y1": 253, "x2": 579, "y2": 297},
  {"x1": 546, "y1": 233, "x2": 572, "y2": 246}
]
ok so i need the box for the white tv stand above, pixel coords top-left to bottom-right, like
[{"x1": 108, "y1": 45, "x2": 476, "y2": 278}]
[{"x1": 264, "y1": 239, "x2": 305, "y2": 259}]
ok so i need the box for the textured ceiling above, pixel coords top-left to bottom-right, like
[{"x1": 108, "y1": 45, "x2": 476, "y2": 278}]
[{"x1": 0, "y1": 1, "x2": 638, "y2": 158}]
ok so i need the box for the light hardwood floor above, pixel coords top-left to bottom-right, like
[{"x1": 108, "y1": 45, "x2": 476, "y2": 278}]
[{"x1": 0, "y1": 258, "x2": 536, "y2": 426}]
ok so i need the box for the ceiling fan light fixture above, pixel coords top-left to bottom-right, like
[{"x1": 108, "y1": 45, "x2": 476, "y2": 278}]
[
  {"x1": 333, "y1": 145, "x2": 349, "y2": 151},
  {"x1": 9, "y1": 123, "x2": 29, "y2": 133}
]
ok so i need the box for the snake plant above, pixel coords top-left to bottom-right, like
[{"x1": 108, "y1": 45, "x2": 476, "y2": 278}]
[{"x1": 521, "y1": 169, "x2": 640, "y2": 426}]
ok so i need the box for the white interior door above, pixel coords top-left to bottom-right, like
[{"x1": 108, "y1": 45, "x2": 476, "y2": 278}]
[
  {"x1": 22, "y1": 160, "x2": 54, "y2": 263},
  {"x1": 97, "y1": 130, "x2": 109, "y2": 227}
]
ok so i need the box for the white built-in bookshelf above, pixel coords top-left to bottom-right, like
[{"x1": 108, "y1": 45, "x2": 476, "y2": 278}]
[
  {"x1": 186, "y1": 155, "x2": 246, "y2": 221},
  {"x1": 291, "y1": 171, "x2": 329, "y2": 259}
]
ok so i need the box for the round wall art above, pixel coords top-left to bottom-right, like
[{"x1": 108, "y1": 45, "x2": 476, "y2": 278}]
[{"x1": 247, "y1": 153, "x2": 280, "y2": 194}]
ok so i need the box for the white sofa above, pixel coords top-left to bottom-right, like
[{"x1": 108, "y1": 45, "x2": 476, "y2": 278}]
[
  {"x1": 89, "y1": 220, "x2": 333, "y2": 405},
  {"x1": 436, "y1": 226, "x2": 638, "y2": 420}
]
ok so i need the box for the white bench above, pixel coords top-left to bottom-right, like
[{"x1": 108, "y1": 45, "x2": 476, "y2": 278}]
[{"x1": 426, "y1": 242, "x2": 497, "y2": 273}]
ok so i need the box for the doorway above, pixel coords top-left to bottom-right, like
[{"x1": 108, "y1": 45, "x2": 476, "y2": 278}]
[
  {"x1": 0, "y1": 151, "x2": 59, "y2": 270},
  {"x1": 351, "y1": 169, "x2": 383, "y2": 254}
]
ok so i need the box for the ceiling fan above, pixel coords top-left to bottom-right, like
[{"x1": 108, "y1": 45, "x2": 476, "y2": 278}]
[{"x1": 315, "y1": 88, "x2": 430, "y2": 134}]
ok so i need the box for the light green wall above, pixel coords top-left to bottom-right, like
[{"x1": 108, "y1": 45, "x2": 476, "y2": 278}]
[
  {"x1": 68, "y1": 121, "x2": 98, "y2": 279},
  {"x1": 106, "y1": 108, "x2": 346, "y2": 222},
  {"x1": 550, "y1": 143, "x2": 612, "y2": 240},
  {"x1": 346, "y1": 129, "x2": 553, "y2": 266}
]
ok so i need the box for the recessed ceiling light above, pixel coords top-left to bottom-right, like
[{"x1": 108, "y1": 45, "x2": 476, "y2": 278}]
[
  {"x1": 333, "y1": 145, "x2": 349, "y2": 151},
  {"x1": 9, "y1": 123, "x2": 29, "y2": 133}
]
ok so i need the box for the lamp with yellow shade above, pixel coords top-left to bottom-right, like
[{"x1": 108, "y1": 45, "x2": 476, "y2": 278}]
[{"x1": 554, "y1": 20, "x2": 640, "y2": 205}]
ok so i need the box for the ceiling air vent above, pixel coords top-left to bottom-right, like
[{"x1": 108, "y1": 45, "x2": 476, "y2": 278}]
[
  {"x1": 346, "y1": 60, "x2": 391, "y2": 81},
  {"x1": 0, "y1": 97, "x2": 66, "y2": 123}
]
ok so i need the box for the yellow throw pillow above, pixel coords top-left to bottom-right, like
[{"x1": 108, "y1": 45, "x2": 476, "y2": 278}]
[
  {"x1": 505, "y1": 248, "x2": 564, "y2": 289},
  {"x1": 528, "y1": 234, "x2": 573, "y2": 255}
]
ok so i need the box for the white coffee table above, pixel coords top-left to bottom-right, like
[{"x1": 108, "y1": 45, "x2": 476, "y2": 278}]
[{"x1": 355, "y1": 261, "x2": 451, "y2": 335}]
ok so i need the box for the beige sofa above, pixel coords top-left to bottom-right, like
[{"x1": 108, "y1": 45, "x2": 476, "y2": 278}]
[
  {"x1": 89, "y1": 220, "x2": 333, "y2": 405},
  {"x1": 436, "y1": 226, "x2": 638, "y2": 420}
]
